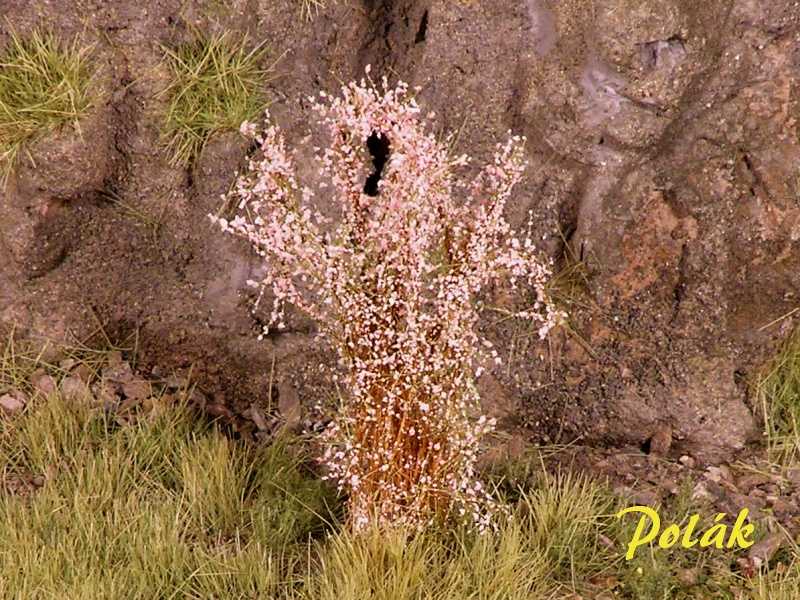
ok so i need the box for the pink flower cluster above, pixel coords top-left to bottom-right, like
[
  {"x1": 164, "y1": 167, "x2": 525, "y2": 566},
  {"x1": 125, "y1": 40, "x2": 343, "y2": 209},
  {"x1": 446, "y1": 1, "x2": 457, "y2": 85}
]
[{"x1": 212, "y1": 70, "x2": 562, "y2": 532}]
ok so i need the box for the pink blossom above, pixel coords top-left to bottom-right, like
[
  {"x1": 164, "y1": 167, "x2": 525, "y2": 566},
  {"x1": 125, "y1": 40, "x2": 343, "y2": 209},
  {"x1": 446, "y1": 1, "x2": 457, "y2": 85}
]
[{"x1": 212, "y1": 70, "x2": 563, "y2": 532}]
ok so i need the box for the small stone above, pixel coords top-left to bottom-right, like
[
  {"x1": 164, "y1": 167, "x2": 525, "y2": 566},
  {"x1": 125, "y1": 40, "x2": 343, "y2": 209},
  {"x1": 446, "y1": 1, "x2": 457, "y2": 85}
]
[
  {"x1": 245, "y1": 405, "x2": 269, "y2": 431},
  {"x1": 92, "y1": 381, "x2": 118, "y2": 407},
  {"x1": 278, "y1": 381, "x2": 301, "y2": 428},
  {"x1": 691, "y1": 480, "x2": 716, "y2": 502},
  {"x1": 748, "y1": 534, "x2": 783, "y2": 568},
  {"x1": 121, "y1": 380, "x2": 151, "y2": 400},
  {"x1": 679, "y1": 455, "x2": 695, "y2": 468},
  {"x1": 188, "y1": 388, "x2": 208, "y2": 409},
  {"x1": 705, "y1": 466, "x2": 724, "y2": 483},
  {"x1": 102, "y1": 361, "x2": 134, "y2": 384},
  {"x1": 60, "y1": 376, "x2": 92, "y2": 403},
  {"x1": 72, "y1": 363, "x2": 93, "y2": 383},
  {"x1": 676, "y1": 568, "x2": 699, "y2": 586},
  {"x1": 206, "y1": 403, "x2": 233, "y2": 419},
  {"x1": 59, "y1": 358, "x2": 77, "y2": 371},
  {"x1": 786, "y1": 468, "x2": 800, "y2": 488},
  {"x1": 736, "y1": 473, "x2": 771, "y2": 493},
  {"x1": 647, "y1": 423, "x2": 672, "y2": 456},
  {"x1": 770, "y1": 497, "x2": 797, "y2": 517},
  {"x1": 0, "y1": 393, "x2": 25, "y2": 415},
  {"x1": 30, "y1": 369, "x2": 57, "y2": 397},
  {"x1": 38, "y1": 343, "x2": 63, "y2": 364}
]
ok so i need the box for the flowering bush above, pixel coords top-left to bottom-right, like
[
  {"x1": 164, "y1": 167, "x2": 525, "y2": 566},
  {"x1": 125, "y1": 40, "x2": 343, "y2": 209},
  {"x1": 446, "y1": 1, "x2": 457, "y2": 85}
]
[{"x1": 212, "y1": 70, "x2": 562, "y2": 532}]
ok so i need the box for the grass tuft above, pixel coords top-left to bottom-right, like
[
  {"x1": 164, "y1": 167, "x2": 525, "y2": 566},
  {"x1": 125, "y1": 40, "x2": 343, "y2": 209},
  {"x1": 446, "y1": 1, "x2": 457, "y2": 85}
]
[
  {"x1": 2, "y1": 341, "x2": 799, "y2": 597},
  {"x1": 758, "y1": 326, "x2": 800, "y2": 462},
  {"x1": 160, "y1": 32, "x2": 270, "y2": 166},
  {"x1": 299, "y1": 470, "x2": 617, "y2": 599},
  {"x1": 0, "y1": 29, "x2": 93, "y2": 184},
  {"x1": 0, "y1": 389, "x2": 333, "y2": 598}
]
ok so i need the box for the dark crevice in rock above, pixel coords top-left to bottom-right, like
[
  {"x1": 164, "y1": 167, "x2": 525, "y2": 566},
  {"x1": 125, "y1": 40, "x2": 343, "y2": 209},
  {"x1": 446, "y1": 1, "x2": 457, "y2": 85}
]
[
  {"x1": 415, "y1": 10, "x2": 428, "y2": 44},
  {"x1": 739, "y1": 150, "x2": 773, "y2": 201},
  {"x1": 364, "y1": 131, "x2": 390, "y2": 196},
  {"x1": 557, "y1": 218, "x2": 579, "y2": 263},
  {"x1": 646, "y1": 3, "x2": 736, "y2": 160},
  {"x1": 669, "y1": 243, "x2": 689, "y2": 324},
  {"x1": 105, "y1": 39, "x2": 138, "y2": 195},
  {"x1": 357, "y1": 0, "x2": 431, "y2": 79}
]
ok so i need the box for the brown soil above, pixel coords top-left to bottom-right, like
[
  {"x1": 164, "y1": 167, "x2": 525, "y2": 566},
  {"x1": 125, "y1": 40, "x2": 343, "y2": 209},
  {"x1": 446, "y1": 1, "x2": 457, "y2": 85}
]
[{"x1": 1, "y1": 0, "x2": 799, "y2": 463}]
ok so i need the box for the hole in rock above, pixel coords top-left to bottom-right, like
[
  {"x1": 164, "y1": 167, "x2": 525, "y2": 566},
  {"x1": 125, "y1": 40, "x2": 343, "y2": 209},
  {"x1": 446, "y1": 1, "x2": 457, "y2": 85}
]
[
  {"x1": 363, "y1": 131, "x2": 390, "y2": 196},
  {"x1": 415, "y1": 10, "x2": 429, "y2": 44}
]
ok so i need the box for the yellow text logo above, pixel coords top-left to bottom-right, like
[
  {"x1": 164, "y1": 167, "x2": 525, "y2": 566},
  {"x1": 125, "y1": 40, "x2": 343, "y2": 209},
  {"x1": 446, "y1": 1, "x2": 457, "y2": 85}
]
[{"x1": 616, "y1": 505, "x2": 755, "y2": 560}]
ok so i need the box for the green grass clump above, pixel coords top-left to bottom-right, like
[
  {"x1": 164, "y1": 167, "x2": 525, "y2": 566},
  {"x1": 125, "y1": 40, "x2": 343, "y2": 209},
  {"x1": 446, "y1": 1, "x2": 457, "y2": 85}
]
[
  {"x1": 0, "y1": 392, "x2": 334, "y2": 599},
  {"x1": 0, "y1": 386, "x2": 793, "y2": 599},
  {"x1": 161, "y1": 32, "x2": 270, "y2": 166},
  {"x1": 301, "y1": 521, "x2": 549, "y2": 600},
  {"x1": 299, "y1": 472, "x2": 611, "y2": 600},
  {"x1": 0, "y1": 29, "x2": 93, "y2": 184},
  {"x1": 758, "y1": 326, "x2": 800, "y2": 462},
  {"x1": 3, "y1": 341, "x2": 799, "y2": 598},
  {"x1": 752, "y1": 544, "x2": 800, "y2": 600}
]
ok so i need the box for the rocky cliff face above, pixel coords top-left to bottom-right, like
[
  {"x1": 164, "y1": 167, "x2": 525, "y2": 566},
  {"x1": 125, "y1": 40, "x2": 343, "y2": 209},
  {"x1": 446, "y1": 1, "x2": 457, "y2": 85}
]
[{"x1": 1, "y1": 0, "x2": 798, "y2": 462}]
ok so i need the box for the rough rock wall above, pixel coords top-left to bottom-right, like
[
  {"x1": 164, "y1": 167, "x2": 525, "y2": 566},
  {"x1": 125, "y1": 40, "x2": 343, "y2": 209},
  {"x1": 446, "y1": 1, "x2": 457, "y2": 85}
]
[{"x1": 0, "y1": 0, "x2": 798, "y2": 462}]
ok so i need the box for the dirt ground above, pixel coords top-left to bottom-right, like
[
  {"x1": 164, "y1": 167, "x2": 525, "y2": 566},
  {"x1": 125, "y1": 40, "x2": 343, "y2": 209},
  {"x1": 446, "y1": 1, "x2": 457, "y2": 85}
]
[{"x1": 1, "y1": 0, "x2": 799, "y2": 466}]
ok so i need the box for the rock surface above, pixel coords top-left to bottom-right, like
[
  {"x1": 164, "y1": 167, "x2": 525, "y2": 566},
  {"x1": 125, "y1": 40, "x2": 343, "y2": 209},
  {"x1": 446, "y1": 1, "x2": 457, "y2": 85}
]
[{"x1": 0, "y1": 0, "x2": 798, "y2": 462}]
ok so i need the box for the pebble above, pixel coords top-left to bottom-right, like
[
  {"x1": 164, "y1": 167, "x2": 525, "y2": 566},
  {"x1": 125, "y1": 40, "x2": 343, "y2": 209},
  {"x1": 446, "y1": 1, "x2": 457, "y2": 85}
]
[
  {"x1": 245, "y1": 404, "x2": 269, "y2": 431},
  {"x1": 92, "y1": 381, "x2": 119, "y2": 407},
  {"x1": 189, "y1": 388, "x2": 208, "y2": 409},
  {"x1": 786, "y1": 468, "x2": 800, "y2": 488},
  {"x1": 60, "y1": 376, "x2": 92, "y2": 403},
  {"x1": 206, "y1": 403, "x2": 233, "y2": 419},
  {"x1": 102, "y1": 361, "x2": 134, "y2": 384},
  {"x1": 121, "y1": 379, "x2": 151, "y2": 400},
  {"x1": 58, "y1": 358, "x2": 77, "y2": 371},
  {"x1": 278, "y1": 381, "x2": 302, "y2": 428},
  {"x1": 676, "y1": 568, "x2": 699, "y2": 586},
  {"x1": 692, "y1": 480, "x2": 716, "y2": 501},
  {"x1": 0, "y1": 393, "x2": 25, "y2": 415},
  {"x1": 72, "y1": 363, "x2": 93, "y2": 382},
  {"x1": 30, "y1": 369, "x2": 57, "y2": 397},
  {"x1": 748, "y1": 533, "x2": 783, "y2": 568},
  {"x1": 736, "y1": 473, "x2": 771, "y2": 493},
  {"x1": 770, "y1": 497, "x2": 797, "y2": 517},
  {"x1": 647, "y1": 423, "x2": 672, "y2": 456}
]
